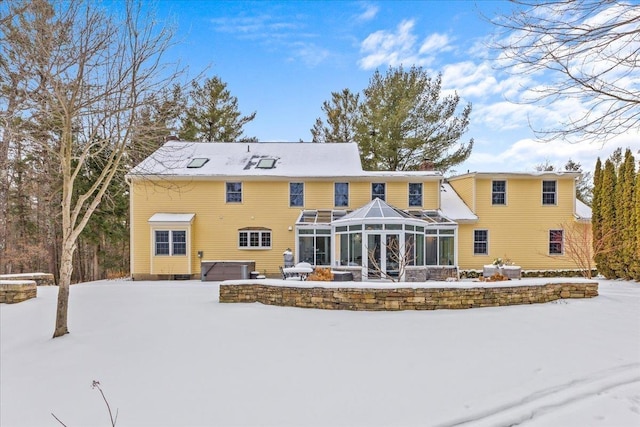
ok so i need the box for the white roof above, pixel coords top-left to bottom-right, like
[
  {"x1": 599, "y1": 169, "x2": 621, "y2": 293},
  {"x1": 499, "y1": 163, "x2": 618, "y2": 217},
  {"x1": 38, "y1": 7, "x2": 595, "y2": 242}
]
[
  {"x1": 336, "y1": 198, "x2": 414, "y2": 222},
  {"x1": 575, "y1": 199, "x2": 592, "y2": 221},
  {"x1": 130, "y1": 141, "x2": 365, "y2": 178},
  {"x1": 449, "y1": 171, "x2": 582, "y2": 179},
  {"x1": 439, "y1": 183, "x2": 478, "y2": 222},
  {"x1": 148, "y1": 213, "x2": 195, "y2": 223},
  {"x1": 129, "y1": 141, "x2": 443, "y2": 180}
]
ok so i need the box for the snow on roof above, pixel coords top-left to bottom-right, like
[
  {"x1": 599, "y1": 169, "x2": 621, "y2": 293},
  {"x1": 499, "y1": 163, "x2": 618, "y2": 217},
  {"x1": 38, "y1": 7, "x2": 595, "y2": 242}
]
[
  {"x1": 148, "y1": 213, "x2": 195, "y2": 223},
  {"x1": 129, "y1": 141, "x2": 366, "y2": 178},
  {"x1": 336, "y1": 198, "x2": 414, "y2": 222},
  {"x1": 449, "y1": 171, "x2": 582, "y2": 180},
  {"x1": 439, "y1": 183, "x2": 478, "y2": 222},
  {"x1": 575, "y1": 199, "x2": 592, "y2": 221},
  {"x1": 128, "y1": 141, "x2": 444, "y2": 180}
]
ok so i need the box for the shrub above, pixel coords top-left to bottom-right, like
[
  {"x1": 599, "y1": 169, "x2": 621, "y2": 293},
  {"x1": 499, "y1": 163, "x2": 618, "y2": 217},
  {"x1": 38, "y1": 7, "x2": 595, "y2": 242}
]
[
  {"x1": 307, "y1": 268, "x2": 333, "y2": 281},
  {"x1": 482, "y1": 273, "x2": 508, "y2": 282}
]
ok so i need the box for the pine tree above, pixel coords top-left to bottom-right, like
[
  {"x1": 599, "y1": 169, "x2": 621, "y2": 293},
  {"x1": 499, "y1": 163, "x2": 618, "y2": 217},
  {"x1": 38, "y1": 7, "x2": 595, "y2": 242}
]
[
  {"x1": 313, "y1": 66, "x2": 473, "y2": 172},
  {"x1": 564, "y1": 159, "x2": 593, "y2": 204},
  {"x1": 358, "y1": 67, "x2": 473, "y2": 172},
  {"x1": 311, "y1": 88, "x2": 360, "y2": 143},
  {"x1": 179, "y1": 76, "x2": 256, "y2": 142}
]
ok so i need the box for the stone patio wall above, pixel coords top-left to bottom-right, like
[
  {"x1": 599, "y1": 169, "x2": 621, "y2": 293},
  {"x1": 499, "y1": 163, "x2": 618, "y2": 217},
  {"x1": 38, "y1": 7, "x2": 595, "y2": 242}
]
[
  {"x1": 0, "y1": 273, "x2": 55, "y2": 286},
  {"x1": 0, "y1": 280, "x2": 37, "y2": 304},
  {"x1": 220, "y1": 281, "x2": 598, "y2": 311}
]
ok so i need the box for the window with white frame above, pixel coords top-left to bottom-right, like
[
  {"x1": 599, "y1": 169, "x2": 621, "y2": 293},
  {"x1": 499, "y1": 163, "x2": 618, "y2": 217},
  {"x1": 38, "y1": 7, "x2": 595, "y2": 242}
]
[
  {"x1": 409, "y1": 183, "x2": 423, "y2": 207},
  {"x1": 492, "y1": 180, "x2": 506, "y2": 205},
  {"x1": 290, "y1": 182, "x2": 304, "y2": 207},
  {"x1": 226, "y1": 182, "x2": 242, "y2": 203},
  {"x1": 474, "y1": 230, "x2": 488, "y2": 255},
  {"x1": 335, "y1": 182, "x2": 349, "y2": 207},
  {"x1": 549, "y1": 229, "x2": 563, "y2": 254},
  {"x1": 154, "y1": 230, "x2": 187, "y2": 256},
  {"x1": 542, "y1": 180, "x2": 557, "y2": 205},
  {"x1": 371, "y1": 182, "x2": 386, "y2": 201},
  {"x1": 238, "y1": 229, "x2": 272, "y2": 249}
]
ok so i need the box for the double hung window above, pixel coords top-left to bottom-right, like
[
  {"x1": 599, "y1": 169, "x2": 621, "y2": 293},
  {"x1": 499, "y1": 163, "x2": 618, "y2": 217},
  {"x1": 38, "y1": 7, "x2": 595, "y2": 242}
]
[
  {"x1": 290, "y1": 182, "x2": 304, "y2": 207},
  {"x1": 473, "y1": 230, "x2": 488, "y2": 255},
  {"x1": 409, "y1": 183, "x2": 423, "y2": 207},
  {"x1": 492, "y1": 180, "x2": 506, "y2": 205},
  {"x1": 549, "y1": 230, "x2": 563, "y2": 254},
  {"x1": 226, "y1": 182, "x2": 242, "y2": 203},
  {"x1": 335, "y1": 182, "x2": 349, "y2": 207},
  {"x1": 542, "y1": 181, "x2": 557, "y2": 205}
]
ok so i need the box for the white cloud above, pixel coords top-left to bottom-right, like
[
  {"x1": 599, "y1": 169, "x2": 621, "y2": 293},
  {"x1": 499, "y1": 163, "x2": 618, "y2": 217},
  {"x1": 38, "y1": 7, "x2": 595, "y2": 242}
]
[
  {"x1": 290, "y1": 42, "x2": 331, "y2": 67},
  {"x1": 442, "y1": 61, "x2": 502, "y2": 98},
  {"x1": 419, "y1": 33, "x2": 452, "y2": 54},
  {"x1": 358, "y1": 20, "x2": 452, "y2": 70},
  {"x1": 211, "y1": 15, "x2": 301, "y2": 37},
  {"x1": 356, "y1": 2, "x2": 379, "y2": 22},
  {"x1": 465, "y1": 133, "x2": 640, "y2": 173}
]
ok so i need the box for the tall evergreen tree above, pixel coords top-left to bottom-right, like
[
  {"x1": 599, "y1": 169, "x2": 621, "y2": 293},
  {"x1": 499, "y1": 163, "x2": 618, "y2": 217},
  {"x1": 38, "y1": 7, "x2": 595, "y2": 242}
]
[
  {"x1": 312, "y1": 66, "x2": 473, "y2": 172},
  {"x1": 564, "y1": 159, "x2": 593, "y2": 205},
  {"x1": 179, "y1": 76, "x2": 256, "y2": 142},
  {"x1": 591, "y1": 158, "x2": 603, "y2": 266},
  {"x1": 635, "y1": 169, "x2": 640, "y2": 279},
  {"x1": 597, "y1": 159, "x2": 617, "y2": 278},
  {"x1": 358, "y1": 67, "x2": 472, "y2": 172},
  {"x1": 617, "y1": 150, "x2": 636, "y2": 279},
  {"x1": 311, "y1": 88, "x2": 360, "y2": 143}
]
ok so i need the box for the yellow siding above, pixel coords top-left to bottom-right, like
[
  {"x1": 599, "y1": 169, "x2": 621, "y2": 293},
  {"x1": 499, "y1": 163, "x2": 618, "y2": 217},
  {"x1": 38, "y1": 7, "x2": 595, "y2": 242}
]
[
  {"x1": 131, "y1": 172, "x2": 585, "y2": 278},
  {"x1": 131, "y1": 177, "x2": 442, "y2": 278},
  {"x1": 448, "y1": 176, "x2": 475, "y2": 212},
  {"x1": 457, "y1": 177, "x2": 581, "y2": 271},
  {"x1": 425, "y1": 181, "x2": 440, "y2": 210},
  {"x1": 349, "y1": 182, "x2": 372, "y2": 208},
  {"x1": 386, "y1": 182, "x2": 407, "y2": 207}
]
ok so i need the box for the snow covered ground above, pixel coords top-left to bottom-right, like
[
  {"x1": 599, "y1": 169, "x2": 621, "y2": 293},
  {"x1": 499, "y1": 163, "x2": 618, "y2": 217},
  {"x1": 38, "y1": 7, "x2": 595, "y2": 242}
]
[{"x1": 1, "y1": 279, "x2": 639, "y2": 427}]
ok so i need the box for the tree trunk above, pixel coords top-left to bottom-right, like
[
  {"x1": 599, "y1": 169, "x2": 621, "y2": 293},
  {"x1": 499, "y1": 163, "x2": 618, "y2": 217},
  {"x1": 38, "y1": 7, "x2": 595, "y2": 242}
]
[{"x1": 53, "y1": 239, "x2": 75, "y2": 337}]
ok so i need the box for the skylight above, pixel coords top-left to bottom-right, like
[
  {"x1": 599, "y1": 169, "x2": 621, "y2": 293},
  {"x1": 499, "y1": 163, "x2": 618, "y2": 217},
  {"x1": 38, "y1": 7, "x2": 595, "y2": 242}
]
[
  {"x1": 187, "y1": 158, "x2": 209, "y2": 168},
  {"x1": 256, "y1": 158, "x2": 276, "y2": 169}
]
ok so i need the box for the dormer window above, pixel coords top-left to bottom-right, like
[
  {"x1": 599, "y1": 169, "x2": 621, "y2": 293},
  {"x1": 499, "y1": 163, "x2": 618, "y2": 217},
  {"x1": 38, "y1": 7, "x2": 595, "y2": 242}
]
[
  {"x1": 187, "y1": 158, "x2": 209, "y2": 168},
  {"x1": 256, "y1": 158, "x2": 276, "y2": 169}
]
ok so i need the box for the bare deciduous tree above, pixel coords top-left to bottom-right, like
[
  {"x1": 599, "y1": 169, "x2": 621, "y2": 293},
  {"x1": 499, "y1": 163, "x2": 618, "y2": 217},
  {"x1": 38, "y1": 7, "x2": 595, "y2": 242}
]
[
  {"x1": 366, "y1": 236, "x2": 416, "y2": 282},
  {"x1": 551, "y1": 221, "x2": 616, "y2": 278},
  {"x1": 0, "y1": 0, "x2": 184, "y2": 337},
  {"x1": 491, "y1": 0, "x2": 640, "y2": 143}
]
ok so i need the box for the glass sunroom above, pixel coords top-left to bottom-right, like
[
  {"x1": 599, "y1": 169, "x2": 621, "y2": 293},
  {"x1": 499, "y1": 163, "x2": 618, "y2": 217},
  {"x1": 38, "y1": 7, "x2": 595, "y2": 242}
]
[{"x1": 294, "y1": 198, "x2": 458, "y2": 281}]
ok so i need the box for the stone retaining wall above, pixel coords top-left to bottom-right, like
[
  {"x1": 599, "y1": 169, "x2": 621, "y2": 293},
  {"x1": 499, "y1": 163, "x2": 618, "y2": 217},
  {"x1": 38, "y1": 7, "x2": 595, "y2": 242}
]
[
  {"x1": 220, "y1": 281, "x2": 598, "y2": 311},
  {"x1": 0, "y1": 280, "x2": 37, "y2": 303},
  {"x1": 0, "y1": 273, "x2": 55, "y2": 286}
]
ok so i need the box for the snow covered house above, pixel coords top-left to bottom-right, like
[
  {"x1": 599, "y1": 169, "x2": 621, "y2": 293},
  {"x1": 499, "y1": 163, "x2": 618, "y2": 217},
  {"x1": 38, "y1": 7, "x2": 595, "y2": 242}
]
[{"x1": 127, "y1": 141, "x2": 591, "y2": 280}]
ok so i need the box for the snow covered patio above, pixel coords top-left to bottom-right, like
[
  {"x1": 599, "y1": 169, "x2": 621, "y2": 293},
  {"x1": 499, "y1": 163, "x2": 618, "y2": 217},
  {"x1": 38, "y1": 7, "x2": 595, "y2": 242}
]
[{"x1": 1, "y1": 279, "x2": 639, "y2": 426}]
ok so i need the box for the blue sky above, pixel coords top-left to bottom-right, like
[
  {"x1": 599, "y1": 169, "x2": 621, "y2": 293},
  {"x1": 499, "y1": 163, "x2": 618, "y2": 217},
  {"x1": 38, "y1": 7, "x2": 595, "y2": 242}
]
[{"x1": 154, "y1": 0, "x2": 638, "y2": 174}]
